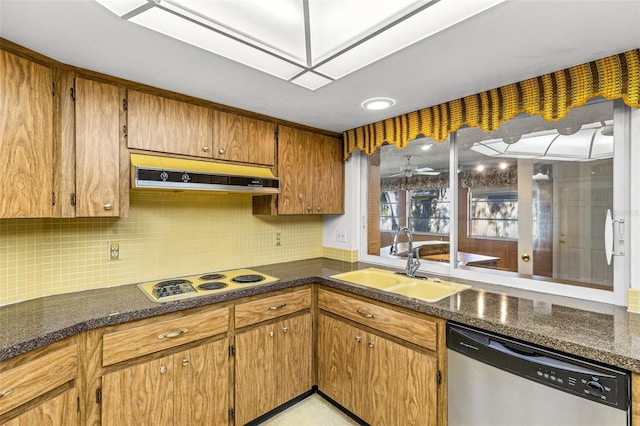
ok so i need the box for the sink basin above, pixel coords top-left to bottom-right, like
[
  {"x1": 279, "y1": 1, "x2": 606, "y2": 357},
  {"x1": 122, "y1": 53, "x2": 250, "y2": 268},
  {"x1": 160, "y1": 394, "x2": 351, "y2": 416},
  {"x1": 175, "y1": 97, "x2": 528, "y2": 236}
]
[{"x1": 330, "y1": 268, "x2": 470, "y2": 302}]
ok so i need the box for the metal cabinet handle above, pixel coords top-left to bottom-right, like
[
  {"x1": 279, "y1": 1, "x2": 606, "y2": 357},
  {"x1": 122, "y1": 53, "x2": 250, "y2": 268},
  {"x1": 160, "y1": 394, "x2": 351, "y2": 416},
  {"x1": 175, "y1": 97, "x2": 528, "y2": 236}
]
[
  {"x1": 182, "y1": 358, "x2": 189, "y2": 367},
  {"x1": 269, "y1": 331, "x2": 274, "y2": 337},
  {"x1": 160, "y1": 366, "x2": 167, "y2": 374},
  {"x1": 218, "y1": 148, "x2": 225, "y2": 154},
  {"x1": 282, "y1": 326, "x2": 289, "y2": 333},
  {"x1": 355, "y1": 335, "x2": 361, "y2": 343},
  {"x1": 317, "y1": 206, "x2": 321, "y2": 211},
  {"x1": 203, "y1": 146, "x2": 210, "y2": 152},
  {"x1": 307, "y1": 206, "x2": 312, "y2": 211},
  {"x1": 268, "y1": 303, "x2": 287, "y2": 311},
  {"x1": 369, "y1": 340, "x2": 375, "y2": 348},
  {"x1": 356, "y1": 309, "x2": 375, "y2": 319},
  {"x1": 104, "y1": 203, "x2": 112, "y2": 211},
  {"x1": 157, "y1": 328, "x2": 189, "y2": 339},
  {"x1": 0, "y1": 388, "x2": 13, "y2": 398},
  {"x1": 521, "y1": 253, "x2": 531, "y2": 262}
]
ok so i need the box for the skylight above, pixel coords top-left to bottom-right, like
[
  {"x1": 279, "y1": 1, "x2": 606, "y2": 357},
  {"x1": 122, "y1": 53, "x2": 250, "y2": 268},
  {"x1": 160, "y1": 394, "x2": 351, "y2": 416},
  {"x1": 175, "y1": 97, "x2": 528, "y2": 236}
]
[{"x1": 94, "y1": 0, "x2": 505, "y2": 90}]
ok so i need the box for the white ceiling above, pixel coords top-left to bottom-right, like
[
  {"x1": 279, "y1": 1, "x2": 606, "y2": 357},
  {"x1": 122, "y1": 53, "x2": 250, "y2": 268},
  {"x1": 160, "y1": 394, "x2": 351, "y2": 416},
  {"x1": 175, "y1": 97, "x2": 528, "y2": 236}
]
[{"x1": 1, "y1": 0, "x2": 639, "y2": 134}]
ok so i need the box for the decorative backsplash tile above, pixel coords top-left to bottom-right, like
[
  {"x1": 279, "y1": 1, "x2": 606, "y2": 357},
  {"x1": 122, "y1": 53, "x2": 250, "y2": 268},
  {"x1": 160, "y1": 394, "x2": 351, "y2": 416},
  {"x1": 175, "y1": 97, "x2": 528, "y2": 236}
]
[
  {"x1": 322, "y1": 246, "x2": 359, "y2": 263},
  {"x1": 0, "y1": 191, "x2": 323, "y2": 305}
]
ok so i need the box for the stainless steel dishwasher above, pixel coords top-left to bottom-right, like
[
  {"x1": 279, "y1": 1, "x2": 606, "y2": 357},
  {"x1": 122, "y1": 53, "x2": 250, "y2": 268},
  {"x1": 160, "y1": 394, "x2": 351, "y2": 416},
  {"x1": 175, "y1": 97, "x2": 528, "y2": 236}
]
[{"x1": 447, "y1": 323, "x2": 630, "y2": 426}]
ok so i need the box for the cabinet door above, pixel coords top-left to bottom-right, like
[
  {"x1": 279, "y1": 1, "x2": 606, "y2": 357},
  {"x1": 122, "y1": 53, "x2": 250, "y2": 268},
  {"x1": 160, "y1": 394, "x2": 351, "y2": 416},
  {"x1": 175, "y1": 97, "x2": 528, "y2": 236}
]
[
  {"x1": 317, "y1": 314, "x2": 366, "y2": 415},
  {"x1": 75, "y1": 77, "x2": 120, "y2": 216},
  {"x1": 127, "y1": 90, "x2": 213, "y2": 158},
  {"x1": 278, "y1": 313, "x2": 312, "y2": 405},
  {"x1": 277, "y1": 126, "x2": 314, "y2": 214},
  {"x1": 0, "y1": 50, "x2": 53, "y2": 218},
  {"x1": 364, "y1": 333, "x2": 437, "y2": 426},
  {"x1": 235, "y1": 322, "x2": 277, "y2": 425},
  {"x1": 212, "y1": 110, "x2": 275, "y2": 166},
  {"x1": 3, "y1": 387, "x2": 78, "y2": 426},
  {"x1": 175, "y1": 339, "x2": 229, "y2": 426},
  {"x1": 313, "y1": 134, "x2": 344, "y2": 214},
  {"x1": 102, "y1": 355, "x2": 174, "y2": 426}
]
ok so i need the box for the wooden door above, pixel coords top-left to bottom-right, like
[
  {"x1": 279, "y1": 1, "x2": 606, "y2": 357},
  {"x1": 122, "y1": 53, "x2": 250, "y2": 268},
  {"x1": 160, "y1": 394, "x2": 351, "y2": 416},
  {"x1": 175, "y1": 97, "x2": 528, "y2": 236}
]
[
  {"x1": 175, "y1": 339, "x2": 229, "y2": 425},
  {"x1": 277, "y1": 313, "x2": 312, "y2": 405},
  {"x1": 312, "y1": 134, "x2": 344, "y2": 214},
  {"x1": 277, "y1": 126, "x2": 314, "y2": 214},
  {"x1": 365, "y1": 333, "x2": 437, "y2": 426},
  {"x1": 3, "y1": 387, "x2": 78, "y2": 426},
  {"x1": 127, "y1": 90, "x2": 213, "y2": 158},
  {"x1": 212, "y1": 110, "x2": 275, "y2": 165},
  {"x1": 317, "y1": 314, "x2": 365, "y2": 415},
  {"x1": 0, "y1": 50, "x2": 53, "y2": 218},
  {"x1": 75, "y1": 77, "x2": 120, "y2": 217},
  {"x1": 102, "y1": 355, "x2": 174, "y2": 426},
  {"x1": 235, "y1": 322, "x2": 277, "y2": 425}
]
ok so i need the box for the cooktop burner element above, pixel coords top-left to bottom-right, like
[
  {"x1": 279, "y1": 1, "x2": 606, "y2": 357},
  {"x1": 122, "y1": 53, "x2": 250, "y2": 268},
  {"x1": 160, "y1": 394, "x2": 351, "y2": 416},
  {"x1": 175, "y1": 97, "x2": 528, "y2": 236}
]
[
  {"x1": 199, "y1": 273, "x2": 226, "y2": 281},
  {"x1": 152, "y1": 279, "x2": 196, "y2": 299},
  {"x1": 232, "y1": 274, "x2": 265, "y2": 284},
  {"x1": 138, "y1": 268, "x2": 279, "y2": 302},
  {"x1": 198, "y1": 282, "x2": 228, "y2": 290}
]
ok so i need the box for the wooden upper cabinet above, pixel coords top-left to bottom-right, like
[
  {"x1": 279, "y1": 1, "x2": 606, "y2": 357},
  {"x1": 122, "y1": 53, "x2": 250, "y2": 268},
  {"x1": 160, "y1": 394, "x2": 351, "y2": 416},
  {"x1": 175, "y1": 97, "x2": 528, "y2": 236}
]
[
  {"x1": 0, "y1": 50, "x2": 54, "y2": 218},
  {"x1": 74, "y1": 78, "x2": 121, "y2": 217},
  {"x1": 212, "y1": 110, "x2": 275, "y2": 166},
  {"x1": 126, "y1": 90, "x2": 213, "y2": 158},
  {"x1": 277, "y1": 126, "x2": 344, "y2": 215}
]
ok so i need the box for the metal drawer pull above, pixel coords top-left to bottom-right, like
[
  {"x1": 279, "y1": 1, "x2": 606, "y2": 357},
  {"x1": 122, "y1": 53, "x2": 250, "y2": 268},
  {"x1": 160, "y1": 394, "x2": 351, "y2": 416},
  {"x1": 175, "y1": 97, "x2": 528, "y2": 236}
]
[
  {"x1": 282, "y1": 326, "x2": 289, "y2": 333},
  {"x1": 0, "y1": 388, "x2": 13, "y2": 398},
  {"x1": 160, "y1": 366, "x2": 167, "y2": 374},
  {"x1": 356, "y1": 309, "x2": 375, "y2": 319},
  {"x1": 269, "y1": 331, "x2": 274, "y2": 337},
  {"x1": 157, "y1": 328, "x2": 189, "y2": 339},
  {"x1": 268, "y1": 303, "x2": 287, "y2": 310},
  {"x1": 355, "y1": 335, "x2": 362, "y2": 343},
  {"x1": 182, "y1": 358, "x2": 189, "y2": 367},
  {"x1": 369, "y1": 340, "x2": 375, "y2": 348}
]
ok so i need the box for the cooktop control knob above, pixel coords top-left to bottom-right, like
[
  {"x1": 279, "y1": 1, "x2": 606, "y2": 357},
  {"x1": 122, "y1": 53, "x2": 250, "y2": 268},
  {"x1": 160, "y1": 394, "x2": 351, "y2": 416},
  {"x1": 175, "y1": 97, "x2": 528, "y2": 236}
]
[{"x1": 586, "y1": 380, "x2": 605, "y2": 397}]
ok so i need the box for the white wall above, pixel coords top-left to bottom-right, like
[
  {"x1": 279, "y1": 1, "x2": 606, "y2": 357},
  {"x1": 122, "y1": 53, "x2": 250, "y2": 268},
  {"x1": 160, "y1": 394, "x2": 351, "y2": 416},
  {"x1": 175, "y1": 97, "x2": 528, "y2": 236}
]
[
  {"x1": 323, "y1": 151, "x2": 362, "y2": 251},
  {"x1": 630, "y1": 107, "x2": 640, "y2": 291}
]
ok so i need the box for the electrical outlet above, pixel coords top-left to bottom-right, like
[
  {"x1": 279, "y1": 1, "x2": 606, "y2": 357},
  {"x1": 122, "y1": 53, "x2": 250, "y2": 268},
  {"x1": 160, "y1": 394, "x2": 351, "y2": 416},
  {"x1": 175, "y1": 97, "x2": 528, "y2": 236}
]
[
  {"x1": 336, "y1": 230, "x2": 347, "y2": 242},
  {"x1": 275, "y1": 232, "x2": 281, "y2": 246},
  {"x1": 109, "y1": 241, "x2": 121, "y2": 261}
]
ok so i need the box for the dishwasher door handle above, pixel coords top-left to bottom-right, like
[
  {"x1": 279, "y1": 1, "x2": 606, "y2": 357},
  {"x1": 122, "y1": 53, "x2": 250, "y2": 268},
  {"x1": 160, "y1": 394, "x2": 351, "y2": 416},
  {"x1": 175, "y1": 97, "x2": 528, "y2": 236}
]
[{"x1": 488, "y1": 340, "x2": 613, "y2": 377}]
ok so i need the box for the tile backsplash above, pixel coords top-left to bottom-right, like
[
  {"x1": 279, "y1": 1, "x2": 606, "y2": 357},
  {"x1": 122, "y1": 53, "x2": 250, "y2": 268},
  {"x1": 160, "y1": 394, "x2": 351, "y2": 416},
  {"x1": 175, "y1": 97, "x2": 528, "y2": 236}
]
[{"x1": 0, "y1": 191, "x2": 323, "y2": 305}]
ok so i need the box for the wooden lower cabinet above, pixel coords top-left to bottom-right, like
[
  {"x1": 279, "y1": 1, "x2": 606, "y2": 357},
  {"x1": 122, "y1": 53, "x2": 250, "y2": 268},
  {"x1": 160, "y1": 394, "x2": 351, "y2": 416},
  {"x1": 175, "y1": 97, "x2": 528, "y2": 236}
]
[
  {"x1": 102, "y1": 338, "x2": 228, "y2": 426},
  {"x1": 633, "y1": 372, "x2": 639, "y2": 425},
  {"x1": 317, "y1": 313, "x2": 438, "y2": 426},
  {"x1": 3, "y1": 387, "x2": 78, "y2": 426},
  {"x1": 235, "y1": 312, "x2": 312, "y2": 425}
]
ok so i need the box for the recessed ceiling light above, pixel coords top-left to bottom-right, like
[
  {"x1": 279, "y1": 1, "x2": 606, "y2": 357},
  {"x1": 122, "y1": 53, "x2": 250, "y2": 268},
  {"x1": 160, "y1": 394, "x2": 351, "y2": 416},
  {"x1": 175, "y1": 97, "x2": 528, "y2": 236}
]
[
  {"x1": 476, "y1": 164, "x2": 485, "y2": 172},
  {"x1": 362, "y1": 97, "x2": 396, "y2": 111},
  {"x1": 499, "y1": 162, "x2": 508, "y2": 170}
]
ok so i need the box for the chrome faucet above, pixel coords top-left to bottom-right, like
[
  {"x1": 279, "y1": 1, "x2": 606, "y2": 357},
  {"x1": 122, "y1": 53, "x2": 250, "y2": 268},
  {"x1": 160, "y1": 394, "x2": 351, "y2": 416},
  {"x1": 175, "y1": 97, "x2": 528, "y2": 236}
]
[{"x1": 389, "y1": 226, "x2": 421, "y2": 277}]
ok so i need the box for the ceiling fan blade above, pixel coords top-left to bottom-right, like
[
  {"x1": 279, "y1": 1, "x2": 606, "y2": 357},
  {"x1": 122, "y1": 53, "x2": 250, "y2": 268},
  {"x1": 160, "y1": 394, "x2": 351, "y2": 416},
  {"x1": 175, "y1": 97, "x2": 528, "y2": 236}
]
[
  {"x1": 415, "y1": 166, "x2": 434, "y2": 172},
  {"x1": 414, "y1": 171, "x2": 441, "y2": 176}
]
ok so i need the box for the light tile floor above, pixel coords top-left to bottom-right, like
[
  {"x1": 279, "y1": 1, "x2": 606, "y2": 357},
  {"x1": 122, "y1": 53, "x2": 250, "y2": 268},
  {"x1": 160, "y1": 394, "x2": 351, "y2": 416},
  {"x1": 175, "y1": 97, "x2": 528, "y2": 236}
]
[{"x1": 258, "y1": 394, "x2": 359, "y2": 426}]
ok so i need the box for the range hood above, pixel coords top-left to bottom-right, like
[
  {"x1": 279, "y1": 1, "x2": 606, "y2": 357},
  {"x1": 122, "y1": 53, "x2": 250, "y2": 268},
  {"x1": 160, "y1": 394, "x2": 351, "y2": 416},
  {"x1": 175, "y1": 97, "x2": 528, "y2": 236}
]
[{"x1": 131, "y1": 154, "x2": 280, "y2": 194}]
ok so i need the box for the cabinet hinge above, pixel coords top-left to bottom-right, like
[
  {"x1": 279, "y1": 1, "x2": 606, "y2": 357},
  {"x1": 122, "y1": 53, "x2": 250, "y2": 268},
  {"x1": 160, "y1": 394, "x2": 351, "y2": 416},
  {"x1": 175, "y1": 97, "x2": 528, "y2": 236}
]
[
  {"x1": 274, "y1": 128, "x2": 278, "y2": 142},
  {"x1": 52, "y1": 192, "x2": 56, "y2": 206},
  {"x1": 70, "y1": 87, "x2": 76, "y2": 101},
  {"x1": 96, "y1": 388, "x2": 102, "y2": 404},
  {"x1": 437, "y1": 370, "x2": 442, "y2": 385},
  {"x1": 52, "y1": 81, "x2": 55, "y2": 96},
  {"x1": 122, "y1": 98, "x2": 128, "y2": 111},
  {"x1": 123, "y1": 125, "x2": 128, "y2": 137},
  {"x1": 229, "y1": 345, "x2": 235, "y2": 357},
  {"x1": 229, "y1": 408, "x2": 235, "y2": 421},
  {"x1": 71, "y1": 193, "x2": 76, "y2": 207},
  {"x1": 77, "y1": 396, "x2": 80, "y2": 413}
]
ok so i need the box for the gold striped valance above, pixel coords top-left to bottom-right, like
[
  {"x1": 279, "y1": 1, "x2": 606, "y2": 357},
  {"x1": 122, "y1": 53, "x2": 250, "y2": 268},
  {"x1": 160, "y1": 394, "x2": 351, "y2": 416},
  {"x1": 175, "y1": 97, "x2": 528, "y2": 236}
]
[{"x1": 343, "y1": 48, "x2": 640, "y2": 160}]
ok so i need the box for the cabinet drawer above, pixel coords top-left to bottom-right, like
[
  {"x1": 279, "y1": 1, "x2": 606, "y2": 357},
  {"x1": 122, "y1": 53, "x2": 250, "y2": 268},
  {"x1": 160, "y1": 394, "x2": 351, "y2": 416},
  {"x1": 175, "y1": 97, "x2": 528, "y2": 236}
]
[
  {"x1": 318, "y1": 289, "x2": 437, "y2": 351},
  {"x1": 103, "y1": 307, "x2": 228, "y2": 366},
  {"x1": 0, "y1": 341, "x2": 77, "y2": 414},
  {"x1": 235, "y1": 288, "x2": 311, "y2": 328}
]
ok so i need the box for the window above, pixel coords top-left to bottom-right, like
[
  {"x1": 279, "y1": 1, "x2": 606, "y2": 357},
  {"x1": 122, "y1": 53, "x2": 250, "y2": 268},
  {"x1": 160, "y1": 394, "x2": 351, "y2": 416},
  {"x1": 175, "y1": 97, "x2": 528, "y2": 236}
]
[
  {"x1": 365, "y1": 99, "x2": 629, "y2": 301},
  {"x1": 410, "y1": 189, "x2": 449, "y2": 235},
  {"x1": 468, "y1": 190, "x2": 518, "y2": 239}
]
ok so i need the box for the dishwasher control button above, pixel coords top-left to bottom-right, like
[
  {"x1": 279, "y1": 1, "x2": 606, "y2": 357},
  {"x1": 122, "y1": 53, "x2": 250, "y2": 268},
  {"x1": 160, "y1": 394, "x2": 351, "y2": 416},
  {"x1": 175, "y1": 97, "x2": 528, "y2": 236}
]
[{"x1": 586, "y1": 381, "x2": 605, "y2": 397}]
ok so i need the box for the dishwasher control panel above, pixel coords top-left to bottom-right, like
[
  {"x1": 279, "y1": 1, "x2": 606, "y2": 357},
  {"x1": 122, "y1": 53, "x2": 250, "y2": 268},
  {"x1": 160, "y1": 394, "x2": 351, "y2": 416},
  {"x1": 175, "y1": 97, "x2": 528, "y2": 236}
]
[{"x1": 447, "y1": 322, "x2": 629, "y2": 410}]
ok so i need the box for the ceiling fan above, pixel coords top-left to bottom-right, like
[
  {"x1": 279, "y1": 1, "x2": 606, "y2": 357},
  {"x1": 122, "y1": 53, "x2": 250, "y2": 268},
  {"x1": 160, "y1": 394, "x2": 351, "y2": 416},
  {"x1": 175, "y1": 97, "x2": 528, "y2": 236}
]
[{"x1": 389, "y1": 155, "x2": 440, "y2": 178}]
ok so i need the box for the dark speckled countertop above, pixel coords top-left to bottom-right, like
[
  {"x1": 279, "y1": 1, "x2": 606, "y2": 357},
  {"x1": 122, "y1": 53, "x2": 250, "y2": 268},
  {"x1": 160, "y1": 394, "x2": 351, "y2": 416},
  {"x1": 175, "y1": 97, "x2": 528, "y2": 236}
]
[{"x1": 2, "y1": 258, "x2": 640, "y2": 373}]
